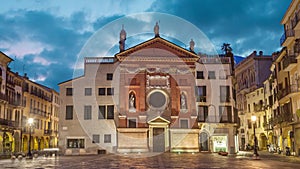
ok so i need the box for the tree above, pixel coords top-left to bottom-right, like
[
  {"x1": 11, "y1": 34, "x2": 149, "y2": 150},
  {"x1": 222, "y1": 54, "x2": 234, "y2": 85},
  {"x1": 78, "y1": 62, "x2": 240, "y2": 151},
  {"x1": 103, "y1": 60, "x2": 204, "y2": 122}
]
[
  {"x1": 221, "y1": 43, "x2": 234, "y2": 73},
  {"x1": 221, "y1": 43, "x2": 232, "y2": 54}
]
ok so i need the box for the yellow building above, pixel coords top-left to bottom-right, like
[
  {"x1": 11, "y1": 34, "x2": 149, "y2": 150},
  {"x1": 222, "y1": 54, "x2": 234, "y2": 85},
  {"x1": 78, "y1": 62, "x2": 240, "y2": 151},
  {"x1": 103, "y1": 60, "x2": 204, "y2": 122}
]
[
  {"x1": 277, "y1": 0, "x2": 300, "y2": 155},
  {"x1": 0, "y1": 52, "x2": 24, "y2": 155},
  {"x1": 22, "y1": 77, "x2": 59, "y2": 153}
]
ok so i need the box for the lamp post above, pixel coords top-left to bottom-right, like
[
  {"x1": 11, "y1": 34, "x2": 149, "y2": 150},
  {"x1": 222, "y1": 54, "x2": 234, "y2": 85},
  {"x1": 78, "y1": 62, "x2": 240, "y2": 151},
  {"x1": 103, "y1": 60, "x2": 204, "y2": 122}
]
[
  {"x1": 27, "y1": 118, "x2": 34, "y2": 158},
  {"x1": 251, "y1": 115, "x2": 259, "y2": 157}
]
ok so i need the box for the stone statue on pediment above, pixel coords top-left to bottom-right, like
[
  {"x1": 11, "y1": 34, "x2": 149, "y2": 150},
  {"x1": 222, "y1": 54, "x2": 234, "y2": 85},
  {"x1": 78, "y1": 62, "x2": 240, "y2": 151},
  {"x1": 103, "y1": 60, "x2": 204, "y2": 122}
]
[{"x1": 154, "y1": 22, "x2": 159, "y2": 37}]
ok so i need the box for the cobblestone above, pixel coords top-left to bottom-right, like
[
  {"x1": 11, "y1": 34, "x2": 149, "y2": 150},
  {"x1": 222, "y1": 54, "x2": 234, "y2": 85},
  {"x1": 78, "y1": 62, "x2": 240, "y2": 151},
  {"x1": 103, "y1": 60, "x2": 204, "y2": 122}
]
[{"x1": 0, "y1": 151, "x2": 299, "y2": 169}]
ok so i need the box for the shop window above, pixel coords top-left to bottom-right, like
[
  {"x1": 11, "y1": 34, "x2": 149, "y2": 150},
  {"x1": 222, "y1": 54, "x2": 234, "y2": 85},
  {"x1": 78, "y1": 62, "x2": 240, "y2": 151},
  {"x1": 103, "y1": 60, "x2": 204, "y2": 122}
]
[{"x1": 67, "y1": 139, "x2": 85, "y2": 148}]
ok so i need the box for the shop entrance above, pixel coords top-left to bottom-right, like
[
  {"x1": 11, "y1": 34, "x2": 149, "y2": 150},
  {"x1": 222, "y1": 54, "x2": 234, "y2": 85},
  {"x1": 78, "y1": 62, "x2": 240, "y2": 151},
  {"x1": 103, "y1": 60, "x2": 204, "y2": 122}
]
[
  {"x1": 153, "y1": 128, "x2": 165, "y2": 152},
  {"x1": 199, "y1": 132, "x2": 209, "y2": 151}
]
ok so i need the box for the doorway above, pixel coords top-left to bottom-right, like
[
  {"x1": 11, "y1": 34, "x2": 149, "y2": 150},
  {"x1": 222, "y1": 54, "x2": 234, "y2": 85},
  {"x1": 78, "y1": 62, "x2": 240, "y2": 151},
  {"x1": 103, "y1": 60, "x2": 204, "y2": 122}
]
[
  {"x1": 153, "y1": 128, "x2": 165, "y2": 152},
  {"x1": 199, "y1": 132, "x2": 209, "y2": 151}
]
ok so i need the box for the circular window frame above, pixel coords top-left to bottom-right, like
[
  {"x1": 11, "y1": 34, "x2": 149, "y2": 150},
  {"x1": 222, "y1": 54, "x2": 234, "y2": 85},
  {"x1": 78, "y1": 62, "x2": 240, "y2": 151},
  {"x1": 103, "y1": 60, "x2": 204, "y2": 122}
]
[{"x1": 147, "y1": 89, "x2": 169, "y2": 110}]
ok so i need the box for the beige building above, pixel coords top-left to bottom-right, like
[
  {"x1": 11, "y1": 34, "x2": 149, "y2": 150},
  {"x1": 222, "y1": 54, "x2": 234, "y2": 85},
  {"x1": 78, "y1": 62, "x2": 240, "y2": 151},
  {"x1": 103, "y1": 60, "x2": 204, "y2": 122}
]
[
  {"x1": 58, "y1": 24, "x2": 238, "y2": 155},
  {"x1": 274, "y1": 0, "x2": 300, "y2": 155},
  {"x1": 235, "y1": 51, "x2": 272, "y2": 150},
  {"x1": 243, "y1": 87, "x2": 270, "y2": 150}
]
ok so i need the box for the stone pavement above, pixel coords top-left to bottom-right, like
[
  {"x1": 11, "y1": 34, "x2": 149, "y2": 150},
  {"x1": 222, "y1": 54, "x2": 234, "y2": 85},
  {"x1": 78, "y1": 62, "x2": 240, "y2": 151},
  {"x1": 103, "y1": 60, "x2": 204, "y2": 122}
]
[
  {"x1": 0, "y1": 151, "x2": 299, "y2": 169},
  {"x1": 237, "y1": 150, "x2": 300, "y2": 163}
]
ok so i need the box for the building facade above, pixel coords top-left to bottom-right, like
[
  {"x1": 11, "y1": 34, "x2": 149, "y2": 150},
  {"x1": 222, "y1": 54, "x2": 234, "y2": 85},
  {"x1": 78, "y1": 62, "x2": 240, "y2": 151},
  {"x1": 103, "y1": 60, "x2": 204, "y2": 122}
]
[
  {"x1": 22, "y1": 77, "x2": 59, "y2": 153},
  {"x1": 0, "y1": 51, "x2": 59, "y2": 156},
  {"x1": 273, "y1": 0, "x2": 300, "y2": 155},
  {"x1": 235, "y1": 51, "x2": 272, "y2": 150},
  {"x1": 0, "y1": 52, "x2": 24, "y2": 155},
  {"x1": 59, "y1": 24, "x2": 238, "y2": 155}
]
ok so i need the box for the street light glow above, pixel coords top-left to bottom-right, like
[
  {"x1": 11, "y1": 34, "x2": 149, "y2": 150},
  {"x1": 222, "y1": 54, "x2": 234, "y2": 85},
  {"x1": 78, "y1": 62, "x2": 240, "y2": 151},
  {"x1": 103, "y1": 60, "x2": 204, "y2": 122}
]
[
  {"x1": 28, "y1": 118, "x2": 34, "y2": 125},
  {"x1": 251, "y1": 115, "x2": 256, "y2": 122}
]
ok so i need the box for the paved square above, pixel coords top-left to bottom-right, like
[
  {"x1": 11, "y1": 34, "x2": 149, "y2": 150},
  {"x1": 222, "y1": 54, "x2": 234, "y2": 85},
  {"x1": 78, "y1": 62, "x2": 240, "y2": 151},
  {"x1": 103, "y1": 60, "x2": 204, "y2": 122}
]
[{"x1": 1, "y1": 152, "x2": 300, "y2": 169}]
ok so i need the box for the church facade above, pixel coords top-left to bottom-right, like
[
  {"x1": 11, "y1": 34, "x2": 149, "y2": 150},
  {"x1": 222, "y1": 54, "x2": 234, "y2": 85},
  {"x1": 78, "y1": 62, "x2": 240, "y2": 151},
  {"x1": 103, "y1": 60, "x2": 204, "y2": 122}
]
[{"x1": 58, "y1": 24, "x2": 238, "y2": 155}]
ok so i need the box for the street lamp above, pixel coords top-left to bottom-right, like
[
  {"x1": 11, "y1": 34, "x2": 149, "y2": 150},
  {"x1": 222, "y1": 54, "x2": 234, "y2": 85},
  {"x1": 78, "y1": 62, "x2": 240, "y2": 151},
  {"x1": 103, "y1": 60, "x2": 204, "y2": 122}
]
[
  {"x1": 27, "y1": 118, "x2": 34, "y2": 158},
  {"x1": 251, "y1": 115, "x2": 259, "y2": 157}
]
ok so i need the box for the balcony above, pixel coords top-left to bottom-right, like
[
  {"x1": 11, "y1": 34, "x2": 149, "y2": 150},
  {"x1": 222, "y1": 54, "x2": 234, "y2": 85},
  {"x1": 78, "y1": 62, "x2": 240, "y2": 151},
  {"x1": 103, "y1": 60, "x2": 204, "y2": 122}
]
[
  {"x1": 292, "y1": 10, "x2": 300, "y2": 30},
  {"x1": 0, "y1": 93, "x2": 8, "y2": 102},
  {"x1": 196, "y1": 96, "x2": 206, "y2": 102},
  {"x1": 44, "y1": 129, "x2": 52, "y2": 135},
  {"x1": 199, "y1": 56, "x2": 231, "y2": 64},
  {"x1": 198, "y1": 115, "x2": 234, "y2": 123},
  {"x1": 278, "y1": 84, "x2": 300, "y2": 100},
  {"x1": 283, "y1": 55, "x2": 297, "y2": 71},
  {"x1": 280, "y1": 29, "x2": 295, "y2": 47},
  {"x1": 22, "y1": 127, "x2": 35, "y2": 134},
  {"x1": 0, "y1": 118, "x2": 20, "y2": 128}
]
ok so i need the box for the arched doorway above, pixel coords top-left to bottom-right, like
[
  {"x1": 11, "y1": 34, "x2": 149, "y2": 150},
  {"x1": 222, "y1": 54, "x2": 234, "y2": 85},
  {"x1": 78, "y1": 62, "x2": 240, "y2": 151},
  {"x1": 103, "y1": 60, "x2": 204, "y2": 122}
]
[
  {"x1": 33, "y1": 137, "x2": 38, "y2": 150},
  {"x1": 2, "y1": 132, "x2": 13, "y2": 154},
  {"x1": 23, "y1": 135, "x2": 28, "y2": 152},
  {"x1": 14, "y1": 132, "x2": 20, "y2": 152},
  {"x1": 45, "y1": 137, "x2": 49, "y2": 148},
  {"x1": 268, "y1": 132, "x2": 273, "y2": 145},
  {"x1": 40, "y1": 137, "x2": 45, "y2": 150},
  {"x1": 260, "y1": 133, "x2": 267, "y2": 150},
  {"x1": 199, "y1": 132, "x2": 209, "y2": 151}
]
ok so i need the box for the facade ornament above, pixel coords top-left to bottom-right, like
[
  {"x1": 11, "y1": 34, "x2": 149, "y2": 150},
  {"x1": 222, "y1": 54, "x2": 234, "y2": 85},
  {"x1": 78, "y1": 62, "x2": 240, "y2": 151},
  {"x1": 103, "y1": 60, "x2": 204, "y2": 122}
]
[
  {"x1": 180, "y1": 93, "x2": 187, "y2": 110},
  {"x1": 154, "y1": 22, "x2": 160, "y2": 37},
  {"x1": 129, "y1": 93, "x2": 136, "y2": 112},
  {"x1": 189, "y1": 39, "x2": 195, "y2": 52},
  {"x1": 119, "y1": 24, "x2": 126, "y2": 52}
]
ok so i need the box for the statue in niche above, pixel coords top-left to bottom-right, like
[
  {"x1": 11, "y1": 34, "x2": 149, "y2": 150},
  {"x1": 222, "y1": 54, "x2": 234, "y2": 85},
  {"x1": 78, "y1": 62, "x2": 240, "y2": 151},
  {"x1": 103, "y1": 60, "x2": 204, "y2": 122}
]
[
  {"x1": 180, "y1": 93, "x2": 187, "y2": 110},
  {"x1": 129, "y1": 93, "x2": 136, "y2": 112}
]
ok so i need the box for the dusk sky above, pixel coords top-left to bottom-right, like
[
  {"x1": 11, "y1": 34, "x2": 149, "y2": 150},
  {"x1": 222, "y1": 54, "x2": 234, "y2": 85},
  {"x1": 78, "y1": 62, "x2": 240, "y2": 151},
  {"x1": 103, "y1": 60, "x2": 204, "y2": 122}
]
[{"x1": 0, "y1": 0, "x2": 291, "y2": 91}]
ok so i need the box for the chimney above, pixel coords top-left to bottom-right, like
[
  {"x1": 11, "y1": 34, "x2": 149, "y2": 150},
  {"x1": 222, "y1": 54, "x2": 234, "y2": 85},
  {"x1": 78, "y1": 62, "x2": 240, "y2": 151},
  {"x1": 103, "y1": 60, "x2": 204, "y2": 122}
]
[{"x1": 259, "y1": 51, "x2": 263, "y2": 56}]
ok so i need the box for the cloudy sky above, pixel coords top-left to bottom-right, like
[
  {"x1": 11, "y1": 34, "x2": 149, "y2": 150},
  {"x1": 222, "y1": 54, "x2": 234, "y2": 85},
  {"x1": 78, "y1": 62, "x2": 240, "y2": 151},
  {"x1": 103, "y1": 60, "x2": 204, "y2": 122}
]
[{"x1": 0, "y1": 0, "x2": 291, "y2": 91}]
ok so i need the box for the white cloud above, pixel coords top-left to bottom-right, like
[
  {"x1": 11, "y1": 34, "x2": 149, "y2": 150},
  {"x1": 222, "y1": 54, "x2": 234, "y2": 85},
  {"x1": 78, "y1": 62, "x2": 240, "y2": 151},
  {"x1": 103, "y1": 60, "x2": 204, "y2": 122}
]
[
  {"x1": 33, "y1": 56, "x2": 56, "y2": 66},
  {"x1": 0, "y1": 0, "x2": 155, "y2": 21},
  {"x1": 0, "y1": 39, "x2": 53, "y2": 59},
  {"x1": 31, "y1": 74, "x2": 47, "y2": 82}
]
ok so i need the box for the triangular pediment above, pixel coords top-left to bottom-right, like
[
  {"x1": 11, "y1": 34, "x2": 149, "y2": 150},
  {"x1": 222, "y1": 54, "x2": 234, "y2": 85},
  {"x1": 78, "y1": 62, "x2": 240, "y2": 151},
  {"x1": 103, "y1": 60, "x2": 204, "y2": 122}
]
[
  {"x1": 148, "y1": 116, "x2": 170, "y2": 124},
  {"x1": 115, "y1": 37, "x2": 199, "y2": 62}
]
